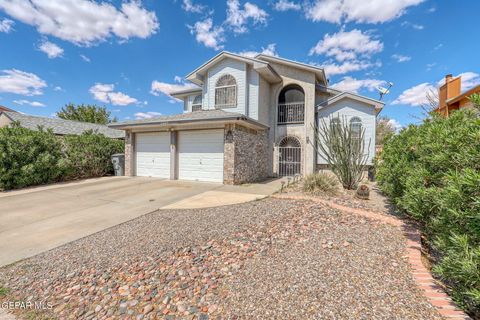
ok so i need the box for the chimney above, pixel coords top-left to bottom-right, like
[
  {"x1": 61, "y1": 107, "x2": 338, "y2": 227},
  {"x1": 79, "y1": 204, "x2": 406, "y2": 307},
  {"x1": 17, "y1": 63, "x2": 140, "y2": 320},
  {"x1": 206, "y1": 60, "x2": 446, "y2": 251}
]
[{"x1": 438, "y1": 74, "x2": 461, "y2": 114}]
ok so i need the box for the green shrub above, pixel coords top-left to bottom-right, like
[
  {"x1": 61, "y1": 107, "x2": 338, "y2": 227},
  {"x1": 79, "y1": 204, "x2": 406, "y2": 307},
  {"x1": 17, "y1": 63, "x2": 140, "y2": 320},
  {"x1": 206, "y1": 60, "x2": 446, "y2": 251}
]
[
  {"x1": 376, "y1": 109, "x2": 480, "y2": 316},
  {"x1": 303, "y1": 172, "x2": 339, "y2": 195},
  {"x1": 0, "y1": 124, "x2": 66, "y2": 190},
  {"x1": 62, "y1": 131, "x2": 124, "y2": 179},
  {"x1": 0, "y1": 126, "x2": 125, "y2": 190}
]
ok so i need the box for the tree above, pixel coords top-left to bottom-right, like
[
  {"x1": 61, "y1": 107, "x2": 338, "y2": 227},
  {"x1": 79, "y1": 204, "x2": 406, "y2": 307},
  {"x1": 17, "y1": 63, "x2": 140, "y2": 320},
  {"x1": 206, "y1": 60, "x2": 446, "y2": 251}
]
[
  {"x1": 376, "y1": 116, "x2": 397, "y2": 145},
  {"x1": 56, "y1": 104, "x2": 117, "y2": 124},
  {"x1": 469, "y1": 93, "x2": 480, "y2": 111},
  {"x1": 313, "y1": 116, "x2": 371, "y2": 190},
  {"x1": 421, "y1": 88, "x2": 439, "y2": 115}
]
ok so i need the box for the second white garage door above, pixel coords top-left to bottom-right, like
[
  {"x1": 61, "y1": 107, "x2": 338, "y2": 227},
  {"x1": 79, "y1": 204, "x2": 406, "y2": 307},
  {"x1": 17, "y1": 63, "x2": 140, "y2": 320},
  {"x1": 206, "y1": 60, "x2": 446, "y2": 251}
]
[
  {"x1": 136, "y1": 132, "x2": 170, "y2": 178},
  {"x1": 178, "y1": 129, "x2": 224, "y2": 183}
]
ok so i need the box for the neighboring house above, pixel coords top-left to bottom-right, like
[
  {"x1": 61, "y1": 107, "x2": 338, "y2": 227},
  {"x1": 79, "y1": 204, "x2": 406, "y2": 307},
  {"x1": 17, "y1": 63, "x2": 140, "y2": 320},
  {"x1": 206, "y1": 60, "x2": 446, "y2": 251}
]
[
  {"x1": 0, "y1": 111, "x2": 124, "y2": 139},
  {"x1": 110, "y1": 52, "x2": 384, "y2": 184},
  {"x1": 0, "y1": 105, "x2": 16, "y2": 113},
  {"x1": 436, "y1": 74, "x2": 480, "y2": 117}
]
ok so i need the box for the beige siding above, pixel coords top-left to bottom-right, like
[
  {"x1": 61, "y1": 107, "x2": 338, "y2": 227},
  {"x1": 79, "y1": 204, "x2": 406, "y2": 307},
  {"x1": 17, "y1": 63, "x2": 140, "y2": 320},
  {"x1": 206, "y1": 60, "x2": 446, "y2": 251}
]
[{"x1": 0, "y1": 114, "x2": 12, "y2": 128}]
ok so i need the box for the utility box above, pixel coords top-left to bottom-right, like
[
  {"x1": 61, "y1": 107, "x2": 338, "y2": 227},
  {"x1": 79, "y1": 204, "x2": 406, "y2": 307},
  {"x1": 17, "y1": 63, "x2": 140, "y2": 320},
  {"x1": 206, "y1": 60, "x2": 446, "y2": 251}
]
[{"x1": 111, "y1": 153, "x2": 125, "y2": 176}]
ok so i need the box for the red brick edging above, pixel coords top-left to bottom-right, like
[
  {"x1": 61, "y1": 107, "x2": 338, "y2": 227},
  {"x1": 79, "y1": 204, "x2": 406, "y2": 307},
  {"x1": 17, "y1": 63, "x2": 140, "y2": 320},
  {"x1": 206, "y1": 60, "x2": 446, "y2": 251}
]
[{"x1": 272, "y1": 194, "x2": 471, "y2": 320}]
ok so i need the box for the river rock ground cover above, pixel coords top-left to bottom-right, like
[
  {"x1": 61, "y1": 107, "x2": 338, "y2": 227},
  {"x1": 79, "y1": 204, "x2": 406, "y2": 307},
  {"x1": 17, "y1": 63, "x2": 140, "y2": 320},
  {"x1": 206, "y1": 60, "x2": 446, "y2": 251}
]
[{"x1": 0, "y1": 198, "x2": 441, "y2": 319}]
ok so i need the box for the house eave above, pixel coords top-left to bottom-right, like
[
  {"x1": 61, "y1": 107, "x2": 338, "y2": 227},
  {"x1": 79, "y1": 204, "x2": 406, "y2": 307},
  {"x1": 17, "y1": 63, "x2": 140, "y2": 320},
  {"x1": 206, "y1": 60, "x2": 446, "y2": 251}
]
[
  {"x1": 255, "y1": 54, "x2": 328, "y2": 86},
  {"x1": 185, "y1": 51, "x2": 280, "y2": 85},
  {"x1": 316, "y1": 92, "x2": 385, "y2": 114},
  {"x1": 109, "y1": 116, "x2": 269, "y2": 131}
]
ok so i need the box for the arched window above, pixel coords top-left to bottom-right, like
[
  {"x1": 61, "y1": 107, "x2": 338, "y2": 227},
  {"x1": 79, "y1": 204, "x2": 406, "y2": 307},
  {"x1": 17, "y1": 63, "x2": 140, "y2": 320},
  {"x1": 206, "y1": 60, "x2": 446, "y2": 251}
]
[
  {"x1": 350, "y1": 117, "x2": 362, "y2": 140},
  {"x1": 192, "y1": 94, "x2": 202, "y2": 112},
  {"x1": 215, "y1": 74, "x2": 236, "y2": 108},
  {"x1": 278, "y1": 84, "x2": 305, "y2": 124}
]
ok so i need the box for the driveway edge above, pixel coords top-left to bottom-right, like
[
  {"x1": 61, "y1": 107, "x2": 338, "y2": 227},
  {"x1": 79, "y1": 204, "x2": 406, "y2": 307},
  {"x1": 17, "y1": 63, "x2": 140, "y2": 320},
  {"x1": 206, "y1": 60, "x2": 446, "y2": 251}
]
[{"x1": 272, "y1": 194, "x2": 472, "y2": 320}]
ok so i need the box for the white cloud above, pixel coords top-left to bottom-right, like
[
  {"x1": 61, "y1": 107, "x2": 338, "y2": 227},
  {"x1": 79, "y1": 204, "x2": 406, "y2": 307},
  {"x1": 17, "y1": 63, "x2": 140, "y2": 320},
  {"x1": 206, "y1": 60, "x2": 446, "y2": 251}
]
[
  {"x1": 458, "y1": 72, "x2": 480, "y2": 90},
  {"x1": 38, "y1": 40, "x2": 64, "y2": 58},
  {"x1": 182, "y1": 0, "x2": 205, "y2": 13},
  {"x1": 331, "y1": 76, "x2": 385, "y2": 93},
  {"x1": 0, "y1": 0, "x2": 159, "y2": 46},
  {"x1": 0, "y1": 18, "x2": 13, "y2": 32},
  {"x1": 225, "y1": 0, "x2": 268, "y2": 34},
  {"x1": 13, "y1": 99, "x2": 45, "y2": 107},
  {"x1": 305, "y1": 0, "x2": 424, "y2": 24},
  {"x1": 150, "y1": 79, "x2": 198, "y2": 99},
  {"x1": 321, "y1": 60, "x2": 381, "y2": 76},
  {"x1": 80, "y1": 54, "x2": 90, "y2": 62},
  {"x1": 392, "y1": 54, "x2": 411, "y2": 63},
  {"x1": 134, "y1": 111, "x2": 162, "y2": 120},
  {"x1": 0, "y1": 69, "x2": 47, "y2": 95},
  {"x1": 237, "y1": 43, "x2": 278, "y2": 58},
  {"x1": 394, "y1": 72, "x2": 480, "y2": 107},
  {"x1": 401, "y1": 21, "x2": 424, "y2": 30},
  {"x1": 188, "y1": 18, "x2": 224, "y2": 50},
  {"x1": 53, "y1": 86, "x2": 62, "y2": 91},
  {"x1": 309, "y1": 29, "x2": 383, "y2": 61},
  {"x1": 433, "y1": 44, "x2": 443, "y2": 51},
  {"x1": 387, "y1": 118, "x2": 403, "y2": 132},
  {"x1": 392, "y1": 82, "x2": 435, "y2": 106},
  {"x1": 273, "y1": 0, "x2": 301, "y2": 11},
  {"x1": 435, "y1": 72, "x2": 480, "y2": 91},
  {"x1": 89, "y1": 83, "x2": 138, "y2": 106}
]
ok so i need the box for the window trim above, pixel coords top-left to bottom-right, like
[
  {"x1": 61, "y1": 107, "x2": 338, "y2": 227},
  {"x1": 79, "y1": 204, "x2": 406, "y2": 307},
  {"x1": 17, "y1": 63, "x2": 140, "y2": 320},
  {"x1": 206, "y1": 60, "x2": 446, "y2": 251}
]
[
  {"x1": 349, "y1": 117, "x2": 362, "y2": 140},
  {"x1": 191, "y1": 94, "x2": 202, "y2": 112},
  {"x1": 215, "y1": 74, "x2": 237, "y2": 109}
]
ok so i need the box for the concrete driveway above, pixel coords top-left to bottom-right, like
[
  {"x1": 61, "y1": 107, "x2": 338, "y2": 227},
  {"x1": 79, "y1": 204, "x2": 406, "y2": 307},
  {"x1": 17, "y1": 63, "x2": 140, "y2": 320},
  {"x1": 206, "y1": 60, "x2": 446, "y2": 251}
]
[{"x1": 0, "y1": 177, "x2": 282, "y2": 267}]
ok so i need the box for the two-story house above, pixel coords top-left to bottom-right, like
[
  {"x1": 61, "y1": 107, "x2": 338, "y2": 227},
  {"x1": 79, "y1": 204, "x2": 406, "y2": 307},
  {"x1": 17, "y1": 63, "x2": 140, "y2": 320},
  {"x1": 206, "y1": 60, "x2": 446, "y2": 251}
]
[{"x1": 110, "y1": 52, "x2": 384, "y2": 184}]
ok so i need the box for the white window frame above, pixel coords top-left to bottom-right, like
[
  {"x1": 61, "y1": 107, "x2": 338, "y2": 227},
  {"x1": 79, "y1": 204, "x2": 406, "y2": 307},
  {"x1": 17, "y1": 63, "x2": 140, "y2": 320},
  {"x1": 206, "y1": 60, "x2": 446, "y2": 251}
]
[
  {"x1": 215, "y1": 74, "x2": 237, "y2": 109},
  {"x1": 350, "y1": 117, "x2": 362, "y2": 140},
  {"x1": 192, "y1": 94, "x2": 202, "y2": 112}
]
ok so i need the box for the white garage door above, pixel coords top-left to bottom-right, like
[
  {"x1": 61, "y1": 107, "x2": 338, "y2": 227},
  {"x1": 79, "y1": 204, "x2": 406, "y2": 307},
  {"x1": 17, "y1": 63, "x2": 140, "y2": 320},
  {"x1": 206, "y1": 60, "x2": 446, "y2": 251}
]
[
  {"x1": 178, "y1": 129, "x2": 224, "y2": 183},
  {"x1": 135, "y1": 132, "x2": 170, "y2": 178}
]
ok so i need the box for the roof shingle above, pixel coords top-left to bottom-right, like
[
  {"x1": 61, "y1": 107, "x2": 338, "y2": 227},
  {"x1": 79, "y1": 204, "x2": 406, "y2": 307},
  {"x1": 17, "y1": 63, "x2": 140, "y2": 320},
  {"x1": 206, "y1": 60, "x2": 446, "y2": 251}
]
[{"x1": 2, "y1": 111, "x2": 124, "y2": 139}]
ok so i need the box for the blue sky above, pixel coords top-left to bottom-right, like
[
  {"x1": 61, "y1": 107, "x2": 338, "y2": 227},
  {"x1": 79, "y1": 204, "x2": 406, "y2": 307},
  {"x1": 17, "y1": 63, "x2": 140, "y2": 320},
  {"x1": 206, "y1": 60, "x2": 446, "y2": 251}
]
[{"x1": 0, "y1": 0, "x2": 479, "y2": 128}]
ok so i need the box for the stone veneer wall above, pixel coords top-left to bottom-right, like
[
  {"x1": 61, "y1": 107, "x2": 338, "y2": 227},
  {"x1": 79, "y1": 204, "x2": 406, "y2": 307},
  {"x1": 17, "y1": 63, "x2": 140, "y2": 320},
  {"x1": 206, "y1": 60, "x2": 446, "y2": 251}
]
[
  {"x1": 124, "y1": 130, "x2": 134, "y2": 176},
  {"x1": 224, "y1": 124, "x2": 269, "y2": 185}
]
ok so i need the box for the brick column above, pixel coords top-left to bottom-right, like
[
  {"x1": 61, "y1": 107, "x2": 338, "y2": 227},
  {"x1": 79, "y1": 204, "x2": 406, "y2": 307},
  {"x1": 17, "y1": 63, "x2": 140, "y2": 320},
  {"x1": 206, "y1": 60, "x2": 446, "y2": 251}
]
[
  {"x1": 223, "y1": 124, "x2": 235, "y2": 184},
  {"x1": 124, "y1": 130, "x2": 135, "y2": 176}
]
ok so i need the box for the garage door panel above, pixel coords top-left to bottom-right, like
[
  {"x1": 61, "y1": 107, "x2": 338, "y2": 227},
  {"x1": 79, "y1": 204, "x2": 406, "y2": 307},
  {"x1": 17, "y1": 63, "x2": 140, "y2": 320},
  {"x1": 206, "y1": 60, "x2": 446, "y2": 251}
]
[
  {"x1": 178, "y1": 130, "x2": 224, "y2": 183},
  {"x1": 136, "y1": 133, "x2": 170, "y2": 178}
]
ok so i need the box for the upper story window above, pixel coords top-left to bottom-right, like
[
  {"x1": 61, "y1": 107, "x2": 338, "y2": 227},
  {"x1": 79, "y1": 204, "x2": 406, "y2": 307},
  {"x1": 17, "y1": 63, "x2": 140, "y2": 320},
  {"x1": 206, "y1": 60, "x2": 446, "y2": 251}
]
[
  {"x1": 192, "y1": 94, "x2": 202, "y2": 112},
  {"x1": 350, "y1": 117, "x2": 362, "y2": 140},
  {"x1": 278, "y1": 84, "x2": 305, "y2": 124},
  {"x1": 215, "y1": 74, "x2": 237, "y2": 108}
]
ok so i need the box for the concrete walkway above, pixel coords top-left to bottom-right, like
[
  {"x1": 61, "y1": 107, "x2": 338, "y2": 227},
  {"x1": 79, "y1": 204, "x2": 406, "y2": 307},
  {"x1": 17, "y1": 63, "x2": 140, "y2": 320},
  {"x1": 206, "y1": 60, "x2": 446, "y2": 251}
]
[{"x1": 0, "y1": 177, "x2": 283, "y2": 267}]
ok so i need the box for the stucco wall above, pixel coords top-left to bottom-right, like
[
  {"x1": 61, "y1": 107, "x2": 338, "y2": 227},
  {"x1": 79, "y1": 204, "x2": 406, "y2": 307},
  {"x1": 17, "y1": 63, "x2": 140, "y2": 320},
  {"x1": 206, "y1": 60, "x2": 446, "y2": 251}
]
[
  {"x1": 266, "y1": 61, "x2": 317, "y2": 176},
  {"x1": 317, "y1": 97, "x2": 376, "y2": 165}
]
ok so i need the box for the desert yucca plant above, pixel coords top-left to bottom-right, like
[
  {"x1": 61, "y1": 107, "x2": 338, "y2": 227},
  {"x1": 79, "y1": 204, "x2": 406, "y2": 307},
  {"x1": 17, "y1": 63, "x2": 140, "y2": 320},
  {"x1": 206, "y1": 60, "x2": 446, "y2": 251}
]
[
  {"x1": 303, "y1": 172, "x2": 339, "y2": 195},
  {"x1": 313, "y1": 116, "x2": 371, "y2": 190}
]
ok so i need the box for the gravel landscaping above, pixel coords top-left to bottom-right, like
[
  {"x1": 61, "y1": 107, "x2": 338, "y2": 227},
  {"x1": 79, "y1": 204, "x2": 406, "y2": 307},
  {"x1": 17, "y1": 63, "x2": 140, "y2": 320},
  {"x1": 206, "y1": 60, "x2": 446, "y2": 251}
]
[{"x1": 0, "y1": 198, "x2": 441, "y2": 319}]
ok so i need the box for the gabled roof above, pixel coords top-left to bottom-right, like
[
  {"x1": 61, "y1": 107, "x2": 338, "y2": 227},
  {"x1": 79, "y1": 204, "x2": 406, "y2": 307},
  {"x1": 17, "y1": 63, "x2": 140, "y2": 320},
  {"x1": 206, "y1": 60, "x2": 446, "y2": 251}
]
[
  {"x1": 316, "y1": 92, "x2": 384, "y2": 113},
  {"x1": 0, "y1": 105, "x2": 16, "y2": 112},
  {"x1": 1, "y1": 111, "x2": 125, "y2": 138},
  {"x1": 170, "y1": 87, "x2": 202, "y2": 99},
  {"x1": 185, "y1": 51, "x2": 281, "y2": 86},
  {"x1": 109, "y1": 109, "x2": 268, "y2": 130},
  {"x1": 256, "y1": 54, "x2": 327, "y2": 85}
]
